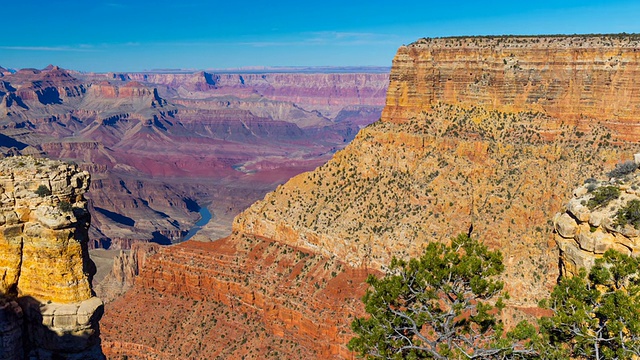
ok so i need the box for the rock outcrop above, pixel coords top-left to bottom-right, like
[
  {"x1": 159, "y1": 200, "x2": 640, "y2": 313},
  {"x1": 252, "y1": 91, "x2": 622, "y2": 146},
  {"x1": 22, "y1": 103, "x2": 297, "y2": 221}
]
[
  {"x1": 555, "y1": 157, "x2": 640, "y2": 276},
  {"x1": 0, "y1": 156, "x2": 104, "y2": 359},
  {"x1": 94, "y1": 242, "x2": 161, "y2": 303}
]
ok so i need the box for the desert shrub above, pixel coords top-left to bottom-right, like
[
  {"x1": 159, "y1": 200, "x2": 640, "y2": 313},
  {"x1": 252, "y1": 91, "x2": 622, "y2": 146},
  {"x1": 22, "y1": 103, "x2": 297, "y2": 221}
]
[
  {"x1": 607, "y1": 160, "x2": 638, "y2": 178},
  {"x1": 615, "y1": 199, "x2": 640, "y2": 229},
  {"x1": 58, "y1": 201, "x2": 73, "y2": 212},
  {"x1": 34, "y1": 185, "x2": 51, "y2": 197},
  {"x1": 586, "y1": 186, "x2": 620, "y2": 209}
]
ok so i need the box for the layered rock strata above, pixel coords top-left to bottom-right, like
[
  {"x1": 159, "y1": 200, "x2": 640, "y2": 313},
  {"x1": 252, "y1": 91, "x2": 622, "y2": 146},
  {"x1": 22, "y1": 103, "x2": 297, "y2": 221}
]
[
  {"x1": 383, "y1": 35, "x2": 640, "y2": 132},
  {"x1": 94, "y1": 242, "x2": 161, "y2": 303},
  {"x1": 102, "y1": 234, "x2": 373, "y2": 359},
  {"x1": 0, "y1": 156, "x2": 104, "y2": 359},
  {"x1": 235, "y1": 35, "x2": 640, "y2": 304}
]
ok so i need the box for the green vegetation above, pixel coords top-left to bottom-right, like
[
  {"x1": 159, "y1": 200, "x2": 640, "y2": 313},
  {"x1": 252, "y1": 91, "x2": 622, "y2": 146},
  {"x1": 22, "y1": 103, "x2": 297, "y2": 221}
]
[
  {"x1": 350, "y1": 237, "x2": 640, "y2": 359},
  {"x1": 586, "y1": 185, "x2": 620, "y2": 209},
  {"x1": 58, "y1": 201, "x2": 73, "y2": 212},
  {"x1": 348, "y1": 234, "x2": 535, "y2": 359},
  {"x1": 615, "y1": 199, "x2": 640, "y2": 229},
  {"x1": 34, "y1": 184, "x2": 51, "y2": 197},
  {"x1": 539, "y1": 250, "x2": 640, "y2": 359}
]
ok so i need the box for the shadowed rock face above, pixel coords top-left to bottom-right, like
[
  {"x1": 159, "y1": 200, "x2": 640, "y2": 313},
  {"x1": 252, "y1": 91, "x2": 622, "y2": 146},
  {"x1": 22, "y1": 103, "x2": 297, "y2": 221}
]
[{"x1": 0, "y1": 156, "x2": 104, "y2": 360}]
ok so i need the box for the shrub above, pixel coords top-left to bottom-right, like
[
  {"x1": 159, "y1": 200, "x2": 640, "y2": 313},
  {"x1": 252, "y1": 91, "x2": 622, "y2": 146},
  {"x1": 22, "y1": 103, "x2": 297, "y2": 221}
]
[
  {"x1": 586, "y1": 185, "x2": 620, "y2": 209},
  {"x1": 615, "y1": 199, "x2": 640, "y2": 229},
  {"x1": 58, "y1": 201, "x2": 73, "y2": 212},
  {"x1": 539, "y1": 250, "x2": 640, "y2": 358},
  {"x1": 34, "y1": 185, "x2": 51, "y2": 197},
  {"x1": 607, "y1": 160, "x2": 638, "y2": 178}
]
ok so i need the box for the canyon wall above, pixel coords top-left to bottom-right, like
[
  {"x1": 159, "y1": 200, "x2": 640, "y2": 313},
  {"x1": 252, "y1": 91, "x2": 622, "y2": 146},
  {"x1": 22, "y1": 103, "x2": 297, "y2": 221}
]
[
  {"x1": 123, "y1": 72, "x2": 389, "y2": 113},
  {"x1": 102, "y1": 234, "x2": 373, "y2": 359},
  {"x1": 0, "y1": 156, "x2": 104, "y2": 359},
  {"x1": 383, "y1": 36, "x2": 640, "y2": 129},
  {"x1": 234, "y1": 35, "x2": 640, "y2": 304}
]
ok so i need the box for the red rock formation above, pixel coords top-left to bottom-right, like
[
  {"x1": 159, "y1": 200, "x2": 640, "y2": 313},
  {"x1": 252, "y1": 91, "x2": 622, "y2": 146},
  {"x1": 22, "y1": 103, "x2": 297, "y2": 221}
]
[
  {"x1": 95, "y1": 242, "x2": 161, "y2": 302},
  {"x1": 102, "y1": 234, "x2": 374, "y2": 359}
]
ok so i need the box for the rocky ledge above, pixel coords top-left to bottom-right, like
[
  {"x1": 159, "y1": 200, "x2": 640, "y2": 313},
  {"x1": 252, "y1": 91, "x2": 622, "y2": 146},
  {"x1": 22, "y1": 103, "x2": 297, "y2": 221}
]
[{"x1": 555, "y1": 155, "x2": 640, "y2": 276}]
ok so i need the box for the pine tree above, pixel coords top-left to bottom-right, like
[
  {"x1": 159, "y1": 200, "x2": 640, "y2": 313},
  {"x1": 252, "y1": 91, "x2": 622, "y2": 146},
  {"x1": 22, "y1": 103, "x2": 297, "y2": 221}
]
[{"x1": 348, "y1": 234, "x2": 536, "y2": 359}]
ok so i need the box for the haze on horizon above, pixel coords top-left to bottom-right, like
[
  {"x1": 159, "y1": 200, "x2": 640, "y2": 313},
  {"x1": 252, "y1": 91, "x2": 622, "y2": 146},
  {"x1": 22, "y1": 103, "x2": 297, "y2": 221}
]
[{"x1": 2, "y1": 0, "x2": 639, "y2": 72}]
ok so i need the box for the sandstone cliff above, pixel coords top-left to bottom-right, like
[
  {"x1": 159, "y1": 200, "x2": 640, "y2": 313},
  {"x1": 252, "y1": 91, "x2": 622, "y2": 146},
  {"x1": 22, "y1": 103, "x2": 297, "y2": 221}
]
[
  {"x1": 234, "y1": 35, "x2": 640, "y2": 305},
  {"x1": 0, "y1": 156, "x2": 104, "y2": 359}
]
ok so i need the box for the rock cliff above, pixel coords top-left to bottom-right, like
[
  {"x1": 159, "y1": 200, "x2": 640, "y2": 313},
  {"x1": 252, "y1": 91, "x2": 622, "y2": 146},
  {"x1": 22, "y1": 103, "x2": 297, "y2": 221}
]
[
  {"x1": 94, "y1": 242, "x2": 161, "y2": 303},
  {"x1": 123, "y1": 72, "x2": 388, "y2": 117},
  {"x1": 383, "y1": 35, "x2": 640, "y2": 128},
  {"x1": 234, "y1": 35, "x2": 640, "y2": 304},
  {"x1": 0, "y1": 156, "x2": 104, "y2": 359},
  {"x1": 98, "y1": 35, "x2": 640, "y2": 359}
]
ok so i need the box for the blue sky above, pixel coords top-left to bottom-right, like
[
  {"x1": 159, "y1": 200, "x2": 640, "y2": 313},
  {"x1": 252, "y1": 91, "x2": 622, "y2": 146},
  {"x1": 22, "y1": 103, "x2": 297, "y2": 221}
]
[{"x1": 2, "y1": 0, "x2": 640, "y2": 72}]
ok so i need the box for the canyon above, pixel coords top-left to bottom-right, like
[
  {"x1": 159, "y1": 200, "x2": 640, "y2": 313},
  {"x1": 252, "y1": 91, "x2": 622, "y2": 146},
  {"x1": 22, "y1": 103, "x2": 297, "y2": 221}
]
[
  {"x1": 0, "y1": 66, "x2": 388, "y2": 250},
  {"x1": 98, "y1": 35, "x2": 640, "y2": 358},
  {"x1": 4, "y1": 34, "x2": 640, "y2": 359}
]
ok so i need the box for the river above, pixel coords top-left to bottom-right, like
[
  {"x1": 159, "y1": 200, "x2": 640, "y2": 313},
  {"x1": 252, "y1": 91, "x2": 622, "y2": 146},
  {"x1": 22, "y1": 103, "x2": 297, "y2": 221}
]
[{"x1": 182, "y1": 206, "x2": 213, "y2": 241}]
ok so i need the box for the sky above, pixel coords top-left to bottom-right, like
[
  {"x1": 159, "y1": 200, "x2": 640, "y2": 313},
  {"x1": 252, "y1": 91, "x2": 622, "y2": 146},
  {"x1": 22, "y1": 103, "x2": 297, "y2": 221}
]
[{"x1": 2, "y1": 0, "x2": 640, "y2": 72}]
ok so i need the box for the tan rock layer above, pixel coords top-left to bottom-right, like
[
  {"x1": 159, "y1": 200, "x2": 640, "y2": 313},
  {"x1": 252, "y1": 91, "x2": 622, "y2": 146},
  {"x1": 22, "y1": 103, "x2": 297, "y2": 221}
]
[
  {"x1": 0, "y1": 156, "x2": 104, "y2": 359},
  {"x1": 555, "y1": 174, "x2": 640, "y2": 276},
  {"x1": 0, "y1": 156, "x2": 92, "y2": 303}
]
